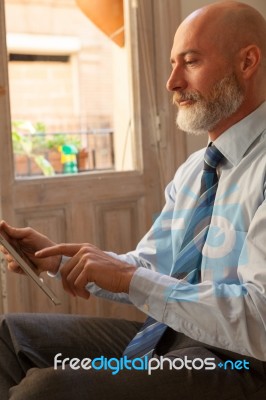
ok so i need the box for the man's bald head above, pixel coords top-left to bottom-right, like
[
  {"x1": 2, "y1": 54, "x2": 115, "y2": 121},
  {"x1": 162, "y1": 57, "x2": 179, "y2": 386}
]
[
  {"x1": 179, "y1": 1, "x2": 266, "y2": 66},
  {"x1": 168, "y1": 1, "x2": 266, "y2": 138}
]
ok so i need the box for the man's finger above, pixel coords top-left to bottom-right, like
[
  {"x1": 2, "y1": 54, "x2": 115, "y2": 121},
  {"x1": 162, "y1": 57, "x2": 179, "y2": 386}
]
[
  {"x1": 7, "y1": 261, "x2": 24, "y2": 274},
  {"x1": 0, "y1": 221, "x2": 29, "y2": 240},
  {"x1": 35, "y1": 244, "x2": 83, "y2": 258},
  {"x1": 61, "y1": 258, "x2": 83, "y2": 296},
  {"x1": 74, "y1": 269, "x2": 92, "y2": 299}
]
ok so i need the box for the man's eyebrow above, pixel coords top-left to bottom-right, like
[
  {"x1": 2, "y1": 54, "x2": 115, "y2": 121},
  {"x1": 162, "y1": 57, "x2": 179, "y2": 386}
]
[{"x1": 170, "y1": 49, "x2": 201, "y2": 63}]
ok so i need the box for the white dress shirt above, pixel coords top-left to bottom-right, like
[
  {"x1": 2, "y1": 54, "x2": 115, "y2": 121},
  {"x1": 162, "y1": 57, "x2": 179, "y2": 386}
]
[{"x1": 87, "y1": 101, "x2": 266, "y2": 361}]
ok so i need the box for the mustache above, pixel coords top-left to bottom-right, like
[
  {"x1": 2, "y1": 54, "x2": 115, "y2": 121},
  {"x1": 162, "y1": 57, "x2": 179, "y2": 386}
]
[{"x1": 173, "y1": 91, "x2": 201, "y2": 105}]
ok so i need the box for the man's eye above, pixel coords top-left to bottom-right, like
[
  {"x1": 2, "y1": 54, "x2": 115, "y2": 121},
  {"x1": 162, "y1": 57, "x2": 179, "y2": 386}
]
[{"x1": 185, "y1": 60, "x2": 196, "y2": 65}]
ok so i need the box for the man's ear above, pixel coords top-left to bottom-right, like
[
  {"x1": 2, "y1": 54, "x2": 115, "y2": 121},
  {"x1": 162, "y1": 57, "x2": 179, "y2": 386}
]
[{"x1": 239, "y1": 45, "x2": 261, "y2": 79}]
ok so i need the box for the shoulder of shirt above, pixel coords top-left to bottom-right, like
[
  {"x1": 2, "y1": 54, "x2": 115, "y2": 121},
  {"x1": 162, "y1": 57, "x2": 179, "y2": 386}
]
[
  {"x1": 179, "y1": 147, "x2": 206, "y2": 170},
  {"x1": 169, "y1": 147, "x2": 205, "y2": 189}
]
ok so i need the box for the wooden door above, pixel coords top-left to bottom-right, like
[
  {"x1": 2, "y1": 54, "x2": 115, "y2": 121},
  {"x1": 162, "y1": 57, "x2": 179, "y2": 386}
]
[{"x1": 0, "y1": 0, "x2": 186, "y2": 320}]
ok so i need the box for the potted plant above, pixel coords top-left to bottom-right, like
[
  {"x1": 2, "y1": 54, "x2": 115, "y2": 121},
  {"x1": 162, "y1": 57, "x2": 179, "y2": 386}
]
[
  {"x1": 12, "y1": 121, "x2": 55, "y2": 177},
  {"x1": 46, "y1": 134, "x2": 83, "y2": 173}
]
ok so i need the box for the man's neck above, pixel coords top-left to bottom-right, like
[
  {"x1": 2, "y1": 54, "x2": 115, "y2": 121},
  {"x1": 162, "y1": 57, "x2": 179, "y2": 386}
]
[{"x1": 208, "y1": 99, "x2": 265, "y2": 141}]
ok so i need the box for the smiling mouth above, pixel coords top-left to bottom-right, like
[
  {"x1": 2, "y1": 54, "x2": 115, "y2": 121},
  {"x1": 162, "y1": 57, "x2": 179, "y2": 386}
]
[
  {"x1": 178, "y1": 99, "x2": 196, "y2": 108},
  {"x1": 179, "y1": 99, "x2": 193, "y2": 106},
  {"x1": 173, "y1": 92, "x2": 198, "y2": 107}
]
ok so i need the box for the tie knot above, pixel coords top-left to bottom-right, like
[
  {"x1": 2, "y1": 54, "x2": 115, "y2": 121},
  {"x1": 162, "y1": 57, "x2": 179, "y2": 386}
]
[{"x1": 204, "y1": 145, "x2": 224, "y2": 170}]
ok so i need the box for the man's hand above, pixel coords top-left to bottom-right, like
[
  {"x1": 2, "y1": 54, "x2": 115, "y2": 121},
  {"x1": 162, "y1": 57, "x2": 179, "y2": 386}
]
[
  {"x1": 35, "y1": 243, "x2": 136, "y2": 299},
  {"x1": 0, "y1": 220, "x2": 61, "y2": 275}
]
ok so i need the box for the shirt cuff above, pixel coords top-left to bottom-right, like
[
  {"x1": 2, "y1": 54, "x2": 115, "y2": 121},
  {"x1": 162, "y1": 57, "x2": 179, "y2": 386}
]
[
  {"x1": 47, "y1": 255, "x2": 70, "y2": 279},
  {"x1": 129, "y1": 267, "x2": 174, "y2": 322}
]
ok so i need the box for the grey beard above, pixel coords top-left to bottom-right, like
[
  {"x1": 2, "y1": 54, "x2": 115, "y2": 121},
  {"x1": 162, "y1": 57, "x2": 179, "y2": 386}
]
[{"x1": 175, "y1": 73, "x2": 244, "y2": 136}]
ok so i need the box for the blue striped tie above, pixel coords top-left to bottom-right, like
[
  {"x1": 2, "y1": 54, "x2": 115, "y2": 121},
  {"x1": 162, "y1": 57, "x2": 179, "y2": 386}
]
[{"x1": 123, "y1": 144, "x2": 224, "y2": 359}]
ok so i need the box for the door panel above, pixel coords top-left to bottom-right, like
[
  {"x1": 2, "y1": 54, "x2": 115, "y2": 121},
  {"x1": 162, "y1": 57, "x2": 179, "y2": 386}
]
[{"x1": 0, "y1": 0, "x2": 184, "y2": 319}]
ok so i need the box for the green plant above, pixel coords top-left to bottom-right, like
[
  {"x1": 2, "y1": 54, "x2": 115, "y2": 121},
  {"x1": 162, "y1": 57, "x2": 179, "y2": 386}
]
[
  {"x1": 12, "y1": 121, "x2": 55, "y2": 176},
  {"x1": 46, "y1": 134, "x2": 81, "y2": 151}
]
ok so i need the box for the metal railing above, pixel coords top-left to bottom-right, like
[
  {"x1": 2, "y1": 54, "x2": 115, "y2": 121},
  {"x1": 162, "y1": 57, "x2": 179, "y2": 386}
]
[{"x1": 14, "y1": 129, "x2": 115, "y2": 177}]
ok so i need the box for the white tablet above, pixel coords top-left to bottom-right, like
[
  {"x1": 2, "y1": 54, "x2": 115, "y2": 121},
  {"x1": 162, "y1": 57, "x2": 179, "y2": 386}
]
[{"x1": 0, "y1": 232, "x2": 61, "y2": 306}]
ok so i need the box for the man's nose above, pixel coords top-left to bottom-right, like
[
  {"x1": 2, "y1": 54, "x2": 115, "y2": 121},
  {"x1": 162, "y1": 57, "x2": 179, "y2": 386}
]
[{"x1": 166, "y1": 65, "x2": 186, "y2": 92}]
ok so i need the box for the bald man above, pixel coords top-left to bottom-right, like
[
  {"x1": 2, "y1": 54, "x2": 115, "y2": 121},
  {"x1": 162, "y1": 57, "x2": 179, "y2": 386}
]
[{"x1": 1, "y1": 1, "x2": 266, "y2": 399}]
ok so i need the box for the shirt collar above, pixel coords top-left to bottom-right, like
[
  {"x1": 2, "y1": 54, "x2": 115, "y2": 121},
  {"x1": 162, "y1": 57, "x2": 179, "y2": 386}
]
[{"x1": 213, "y1": 101, "x2": 266, "y2": 167}]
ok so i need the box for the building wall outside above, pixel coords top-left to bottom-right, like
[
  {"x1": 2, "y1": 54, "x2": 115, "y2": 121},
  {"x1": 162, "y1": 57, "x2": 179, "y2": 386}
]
[
  {"x1": 5, "y1": 0, "x2": 132, "y2": 174},
  {"x1": 5, "y1": 0, "x2": 119, "y2": 131}
]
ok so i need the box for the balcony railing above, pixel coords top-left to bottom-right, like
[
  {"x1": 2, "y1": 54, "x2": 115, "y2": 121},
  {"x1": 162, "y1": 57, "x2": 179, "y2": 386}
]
[{"x1": 13, "y1": 129, "x2": 115, "y2": 177}]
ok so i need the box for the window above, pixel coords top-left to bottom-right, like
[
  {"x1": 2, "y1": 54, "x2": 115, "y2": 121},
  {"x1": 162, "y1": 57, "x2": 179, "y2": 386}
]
[{"x1": 5, "y1": 0, "x2": 134, "y2": 177}]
